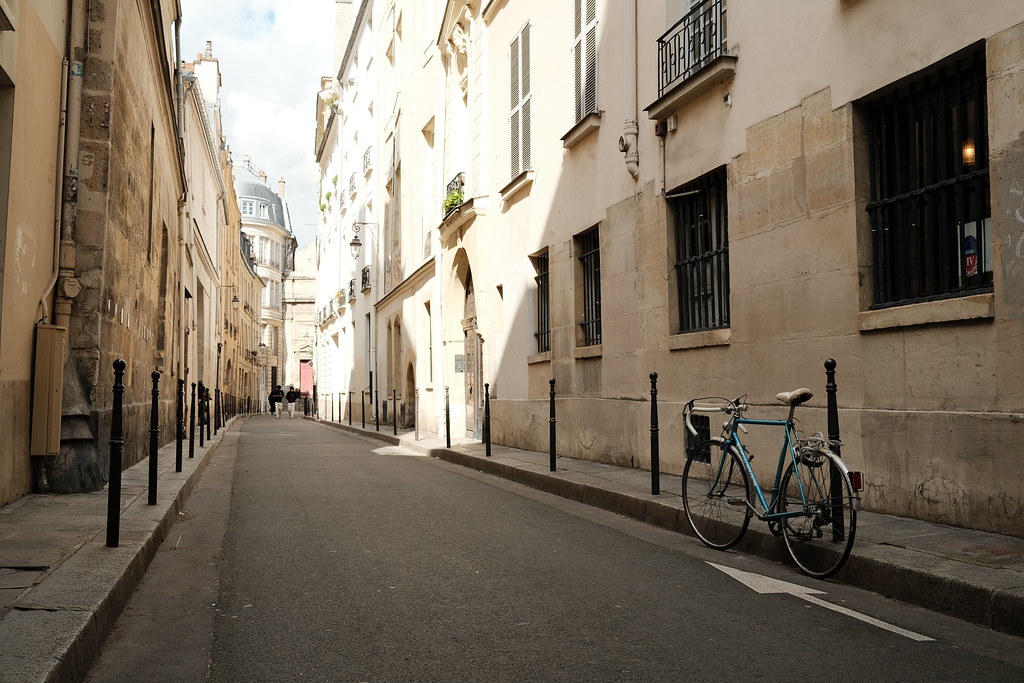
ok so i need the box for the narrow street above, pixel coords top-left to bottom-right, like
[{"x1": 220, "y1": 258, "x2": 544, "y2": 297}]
[{"x1": 89, "y1": 417, "x2": 1024, "y2": 682}]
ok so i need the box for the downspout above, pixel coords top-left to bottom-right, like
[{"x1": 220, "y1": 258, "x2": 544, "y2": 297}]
[
  {"x1": 39, "y1": 56, "x2": 69, "y2": 324},
  {"x1": 53, "y1": 0, "x2": 88, "y2": 330},
  {"x1": 175, "y1": 17, "x2": 189, "y2": 384},
  {"x1": 621, "y1": 0, "x2": 639, "y2": 179}
]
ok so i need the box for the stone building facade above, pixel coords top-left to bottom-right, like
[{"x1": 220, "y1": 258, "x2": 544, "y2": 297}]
[{"x1": 315, "y1": 0, "x2": 1024, "y2": 536}]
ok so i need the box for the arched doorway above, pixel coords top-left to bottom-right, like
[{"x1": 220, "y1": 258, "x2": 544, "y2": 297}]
[
  {"x1": 462, "y1": 271, "x2": 483, "y2": 438},
  {"x1": 404, "y1": 362, "x2": 416, "y2": 429}
]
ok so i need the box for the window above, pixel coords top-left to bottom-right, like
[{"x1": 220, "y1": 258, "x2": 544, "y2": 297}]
[
  {"x1": 259, "y1": 202, "x2": 269, "y2": 219},
  {"x1": 533, "y1": 251, "x2": 551, "y2": 352},
  {"x1": 671, "y1": 167, "x2": 729, "y2": 333},
  {"x1": 573, "y1": 0, "x2": 598, "y2": 122},
  {"x1": 510, "y1": 24, "x2": 531, "y2": 179},
  {"x1": 241, "y1": 199, "x2": 255, "y2": 216},
  {"x1": 576, "y1": 227, "x2": 601, "y2": 346},
  {"x1": 864, "y1": 47, "x2": 991, "y2": 307}
]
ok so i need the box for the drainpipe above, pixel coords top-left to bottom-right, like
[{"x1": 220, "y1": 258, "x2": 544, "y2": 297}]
[
  {"x1": 621, "y1": 0, "x2": 640, "y2": 179},
  {"x1": 53, "y1": 0, "x2": 88, "y2": 329},
  {"x1": 39, "y1": 56, "x2": 69, "y2": 325},
  {"x1": 175, "y1": 17, "x2": 190, "y2": 384}
]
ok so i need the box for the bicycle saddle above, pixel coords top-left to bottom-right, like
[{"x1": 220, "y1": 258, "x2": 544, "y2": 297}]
[{"x1": 776, "y1": 388, "x2": 813, "y2": 405}]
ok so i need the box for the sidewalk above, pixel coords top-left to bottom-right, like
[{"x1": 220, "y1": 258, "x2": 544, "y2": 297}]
[{"x1": 1, "y1": 416, "x2": 1022, "y2": 683}]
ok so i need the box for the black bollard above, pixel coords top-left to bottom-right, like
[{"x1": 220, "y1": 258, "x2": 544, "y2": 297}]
[
  {"x1": 375, "y1": 388, "x2": 380, "y2": 432},
  {"x1": 106, "y1": 359, "x2": 126, "y2": 548},
  {"x1": 188, "y1": 382, "x2": 196, "y2": 463},
  {"x1": 393, "y1": 390, "x2": 398, "y2": 435},
  {"x1": 205, "y1": 387, "x2": 212, "y2": 441},
  {"x1": 361, "y1": 390, "x2": 366, "y2": 428},
  {"x1": 348, "y1": 392, "x2": 353, "y2": 425},
  {"x1": 415, "y1": 389, "x2": 419, "y2": 441},
  {"x1": 650, "y1": 372, "x2": 660, "y2": 495},
  {"x1": 214, "y1": 388, "x2": 220, "y2": 435},
  {"x1": 176, "y1": 379, "x2": 184, "y2": 471},
  {"x1": 549, "y1": 378, "x2": 557, "y2": 472},
  {"x1": 484, "y1": 383, "x2": 492, "y2": 457},
  {"x1": 824, "y1": 358, "x2": 845, "y2": 542},
  {"x1": 445, "y1": 386, "x2": 451, "y2": 448},
  {"x1": 198, "y1": 381, "x2": 206, "y2": 448},
  {"x1": 148, "y1": 371, "x2": 160, "y2": 505}
]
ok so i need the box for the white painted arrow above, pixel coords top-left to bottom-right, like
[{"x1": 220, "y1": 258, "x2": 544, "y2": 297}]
[{"x1": 708, "y1": 562, "x2": 934, "y2": 642}]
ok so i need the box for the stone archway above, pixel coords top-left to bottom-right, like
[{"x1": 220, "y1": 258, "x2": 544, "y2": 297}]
[
  {"x1": 404, "y1": 362, "x2": 416, "y2": 429},
  {"x1": 462, "y1": 270, "x2": 483, "y2": 438}
]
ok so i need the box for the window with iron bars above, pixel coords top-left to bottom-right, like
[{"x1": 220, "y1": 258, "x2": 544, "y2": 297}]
[
  {"x1": 532, "y1": 251, "x2": 550, "y2": 352},
  {"x1": 671, "y1": 167, "x2": 730, "y2": 333},
  {"x1": 863, "y1": 46, "x2": 991, "y2": 308},
  {"x1": 575, "y1": 226, "x2": 601, "y2": 346}
]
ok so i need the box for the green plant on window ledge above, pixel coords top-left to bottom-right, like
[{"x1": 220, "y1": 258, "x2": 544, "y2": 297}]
[{"x1": 442, "y1": 187, "x2": 465, "y2": 216}]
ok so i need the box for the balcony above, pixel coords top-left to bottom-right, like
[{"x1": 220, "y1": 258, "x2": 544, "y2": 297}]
[
  {"x1": 442, "y1": 172, "x2": 465, "y2": 218},
  {"x1": 647, "y1": 0, "x2": 735, "y2": 121},
  {"x1": 349, "y1": 172, "x2": 358, "y2": 196},
  {"x1": 361, "y1": 265, "x2": 371, "y2": 291},
  {"x1": 363, "y1": 146, "x2": 373, "y2": 175},
  {"x1": 348, "y1": 279, "x2": 356, "y2": 299}
]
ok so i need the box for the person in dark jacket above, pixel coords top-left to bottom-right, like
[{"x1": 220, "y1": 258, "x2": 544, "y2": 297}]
[
  {"x1": 269, "y1": 385, "x2": 285, "y2": 418},
  {"x1": 285, "y1": 387, "x2": 300, "y2": 418}
]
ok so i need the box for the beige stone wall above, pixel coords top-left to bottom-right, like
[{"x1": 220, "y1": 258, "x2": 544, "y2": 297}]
[{"x1": 0, "y1": 2, "x2": 67, "y2": 504}]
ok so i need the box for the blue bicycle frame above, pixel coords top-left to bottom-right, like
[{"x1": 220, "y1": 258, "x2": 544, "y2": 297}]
[{"x1": 723, "y1": 415, "x2": 810, "y2": 522}]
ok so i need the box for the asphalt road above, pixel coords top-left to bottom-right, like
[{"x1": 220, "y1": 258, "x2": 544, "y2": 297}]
[{"x1": 89, "y1": 416, "x2": 1024, "y2": 682}]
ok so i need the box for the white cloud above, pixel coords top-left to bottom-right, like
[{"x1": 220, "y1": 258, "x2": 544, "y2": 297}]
[{"x1": 181, "y1": 0, "x2": 336, "y2": 247}]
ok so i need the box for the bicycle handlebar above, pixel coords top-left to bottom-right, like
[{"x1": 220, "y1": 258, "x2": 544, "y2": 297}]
[{"x1": 684, "y1": 398, "x2": 749, "y2": 436}]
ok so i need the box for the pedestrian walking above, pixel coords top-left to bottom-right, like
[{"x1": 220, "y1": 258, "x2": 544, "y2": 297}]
[
  {"x1": 269, "y1": 385, "x2": 285, "y2": 418},
  {"x1": 285, "y1": 386, "x2": 300, "y2": 419}
]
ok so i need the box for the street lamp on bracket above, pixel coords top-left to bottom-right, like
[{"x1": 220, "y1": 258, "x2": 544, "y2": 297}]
[
  {"x1": 220, "y1": 284, "x2": 240, "y2": 310},
  {"x1": 349, "y1": 222, "x2": 379, "y2": 259}
]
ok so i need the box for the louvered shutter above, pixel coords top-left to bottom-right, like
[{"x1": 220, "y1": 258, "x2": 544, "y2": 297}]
[
  {"x1": 510, "y1": 25, "x2": 531, "y2": 179},
  {"x1": 573, "y1": 0, "x2": 598, "y2": 121}
]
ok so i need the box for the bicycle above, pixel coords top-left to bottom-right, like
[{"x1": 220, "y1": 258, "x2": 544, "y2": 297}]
[{"x1": 682, "y1": 388, "x2": 861, "y2": 578}]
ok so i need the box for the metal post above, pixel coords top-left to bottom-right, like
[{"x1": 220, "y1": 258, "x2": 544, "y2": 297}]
[
  {"x1": 176, "y1": 379, "x2": 184, "y2": 470},
  {"x1": 214, "y1": 388, "x2": 221, "y2": 435},
  {"x1": 650, "y1": 372, "x2": 660, "y2": 495},
  {"x1": 549, "y1": 378, "x2": 556, "y2": 472},
  {"x1": 205, "y1": 387, "x2": 212, "y2": 441},
  {"x1": 444, "y1": 386, "x2": 451, "y2": 448},
  {"x1": 338, "y1": 392, "x2": 342, "y2": 423},
  {"x1": 375, "y1": 388, "x2": 380, "y2": 432},
  {"x1": 361, "y1": 390, "x2": 366, "y2": 428},
  {"x1": 348, "y1": 391, "x2": 353, "y2": 425},
  {"x1": 106, "y1": 360, "x2": 126, "y2": 548},
  {"x1": 825, "y1": 358, "x2": 844, "y2": 542},
  {"x1": 198, "y1": 381, "x2": 206, "y2": 447},
  {"x1": 392, "y1": 389, "x2": 397, "y2": 435},
  {"x1": 188, "y1": 382, "x2": 196, "y2": 463},
  {"x1": 484, "y1": 383, "x2": 492, "y2": 457},
  {"x1": 415, "y1": 389, "x2": 419, "y2": 441},
  {"x1": 148, "y1": 371, "x2": 160, "y2": 505}
]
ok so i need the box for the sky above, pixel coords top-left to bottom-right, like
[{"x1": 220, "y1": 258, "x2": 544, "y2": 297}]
[{"x1": 180, "y1": 0, "x2": 337, "y2": 248}]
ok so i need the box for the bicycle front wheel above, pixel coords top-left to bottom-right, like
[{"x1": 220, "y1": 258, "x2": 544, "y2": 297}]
[
  {"x1": 779, "y1": 449, "x2": 857, "y2": 578},
  {"x1": 682, "y1": 440, "x2": 751, "y2": 550}
]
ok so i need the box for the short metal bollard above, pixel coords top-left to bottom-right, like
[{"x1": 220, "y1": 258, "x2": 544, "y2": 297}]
[
  {"x1": 825, "y1": 358, "x2": 845, "y2": 542},
  {"x1": 484, "y1": 383, "x2": 492, "y2": 458},
  {"x1": 176, "y1": 379, "x2": 184, "y2": 471},
  {"x1": 198, "y1": 381, "x2": 205, "y2": 448},
  {"x1": 392, "y1": 390, "x2": 398, "y2": 435},
  {"x1": 549, "y1": 378, "x2": 557, "y2": 472},
  {"x1": 348, "y1": 392, "x2": 353, "y2": 426},
  {"x1": 361, "y1": 390, "x2": 366, "y2": 428},
  {"x1": 205, "y1": 386, "x2": 212, "y2": 441},
  {"x1": 445, "y1": 386, "x2": 451, "y2": 448},
  {"x1": 188, "y1": 382, "x2": 196, "y2": 464},
  {"x1": 106, "y1": 360, "x2": 126, "y2": 548},
  {"x1": 650, "y1": 372, "x2": 660, "y2": 495},
  {"x1": 148, "y1": 371, "x2": 160, "y2": 505},
  {"x1": 375, "y1": 388, "x2": 380, "y2": 432}
]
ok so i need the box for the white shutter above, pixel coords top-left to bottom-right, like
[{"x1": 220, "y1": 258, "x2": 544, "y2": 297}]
[
  {"x1": 510, "y1": 25, "x2": 532, "y2": 179},
  {"x1": 573, "y1": 1, "x2": 598, "y2": 121}
]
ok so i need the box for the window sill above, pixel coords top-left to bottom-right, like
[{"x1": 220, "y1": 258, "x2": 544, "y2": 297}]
[
  {"x1": 500, "y1": 169, "x2": 535, "y2": 202},
  {"x1": 561, "y1": 112, "x2": 602, "y2": 149},
  {"x1": 644, "y1": 54, "x2": 737, "y2": 121},
  {"x1": 573, "y1": 344, "x2": 602, "y2": 359},
  {"x1": 858, "y1": 293, "x2": 994, "y2": 331},
  {"x1": 527, "y1": 351, "x2": 551, "y2": 365},
  {"x1": 668, "y1": 328, "x2": 731, "y2": 350}
]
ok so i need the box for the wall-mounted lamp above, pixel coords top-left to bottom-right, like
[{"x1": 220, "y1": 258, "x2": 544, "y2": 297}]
[
  {"x1": 962, "y1": 139, "x2": 976, "y2": 167},
  {"x1": 349, "y1": 222, "x2": 378, "y2": 259},
  {"x1": 220, "y1": 284, "x2": 240, "y2": 310}
]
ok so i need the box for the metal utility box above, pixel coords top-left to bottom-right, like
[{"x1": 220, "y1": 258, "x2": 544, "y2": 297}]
[{"x1": 31, "y1": 324, "x2": 67, "y2": 456}]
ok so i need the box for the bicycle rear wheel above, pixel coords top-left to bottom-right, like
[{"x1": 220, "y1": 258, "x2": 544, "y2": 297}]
[
  {"x1": 779, "y1": 449, "x2": 857, "y2": 578},
  {"x1": 682, "y1": 440, "x2": 751, "y2": 550}
]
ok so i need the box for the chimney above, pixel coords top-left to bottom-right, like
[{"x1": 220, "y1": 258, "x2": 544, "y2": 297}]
[
  {"x1": 257, "y1": 170, "x2": 267, "y2": 184},
  {"x1": 278, "y1": 177, "x2": 286, "y2": 198},
  {"x1": 205, "y1": 41, "x2": 214, "y2": 58}
]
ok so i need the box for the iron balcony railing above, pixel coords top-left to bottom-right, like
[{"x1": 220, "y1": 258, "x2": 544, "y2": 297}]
[
  {"x1": 657, "y1": 0, "x2": 727, "y2": 97},
  {"x1": 361, "y1": 265, "x2": 371, "y2": 290},
  {"x1": 443, "y1": 171, "x2": 466, "y2": 217},
  {"x1": 363, "y1": 146, "x2": 373, "y2": 173},
  {"x1": 349, "y1": 172, "x2": 358, "y2": 195},
  {"x1": 348, "y1": 279, "x2": 356, "y2": 298}
]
